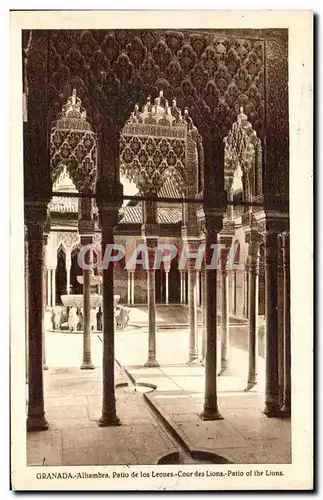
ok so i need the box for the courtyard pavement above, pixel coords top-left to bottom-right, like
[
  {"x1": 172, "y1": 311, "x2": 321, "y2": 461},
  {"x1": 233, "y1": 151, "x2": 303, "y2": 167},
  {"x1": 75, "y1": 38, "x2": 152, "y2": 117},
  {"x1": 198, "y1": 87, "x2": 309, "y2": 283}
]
[{"x1": 27, "y1": 307, "x2": 290, "y2": 466}]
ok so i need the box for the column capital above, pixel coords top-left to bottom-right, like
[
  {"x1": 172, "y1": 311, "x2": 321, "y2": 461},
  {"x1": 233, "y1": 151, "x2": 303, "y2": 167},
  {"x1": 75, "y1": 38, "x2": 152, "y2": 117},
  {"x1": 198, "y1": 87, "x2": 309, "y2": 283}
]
[
  {"x1": 141, "y1": 223, "x2": 159, "y2": 239},
  {"x1": 245, "y1": 230, "x2": 263, "y2": 254},
  {"x1": 145, "y1": 237, "x2": 158, "y2": 250},
  {"x1": 220, "y1": 219, "x2": 235, "y2": 237},
  {"x1": 204, "y1": 211, "x2": 224, "y2": 234},
  {"x1": 219, "y1": 244, "x2": 231, "y2": 274},
  {"x1": 78, "y1": 220, "x2": 95, "y2": 237},
  {"x1": 252, "y1": 210, "x2": 289, "y2": 236}
]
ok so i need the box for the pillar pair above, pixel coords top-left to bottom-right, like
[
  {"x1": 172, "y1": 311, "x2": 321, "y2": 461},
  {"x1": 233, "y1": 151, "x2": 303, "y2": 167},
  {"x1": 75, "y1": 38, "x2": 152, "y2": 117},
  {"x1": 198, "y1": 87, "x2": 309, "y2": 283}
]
[{"x1": 263, "y1": 227, "x2": 291, "y2": 417}]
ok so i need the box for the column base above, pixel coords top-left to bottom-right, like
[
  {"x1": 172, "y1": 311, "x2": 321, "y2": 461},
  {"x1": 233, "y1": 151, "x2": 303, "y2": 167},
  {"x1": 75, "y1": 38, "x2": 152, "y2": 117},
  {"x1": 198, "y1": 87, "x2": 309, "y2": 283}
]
[
  {"x1": 27, "y1": 414, "x2": 49, "y2": 432},
  {"x1": 144, "y1": 359, "x2": 160, "y2": 368},
  {"x1": 280, "y1": 403, "x2": 291, "y2": 418},
  {"x1": 263, "y1": 403, "x2": 281, "y2": 418},
  {"x1": 43, "y1": 362, "x2": 49, "y2": 371},
  {"x1": 244, "y1": 380, "x2": 258, "y2": 392},
  {"x1": 187, "y1": 356, "x2": 199, "y2": 365},
  {"x1": 80, "y1": 361, "x2": 95, "y2": 370},
  {"x1": 199, "y1": 408, "x2": 224, "y2": 421},
  {"x1": 98, "y1": 414, "x2": 121, "y2": 427},
  {"x1": 218, "y1": 366, "x2": 233, "y2": 377}
]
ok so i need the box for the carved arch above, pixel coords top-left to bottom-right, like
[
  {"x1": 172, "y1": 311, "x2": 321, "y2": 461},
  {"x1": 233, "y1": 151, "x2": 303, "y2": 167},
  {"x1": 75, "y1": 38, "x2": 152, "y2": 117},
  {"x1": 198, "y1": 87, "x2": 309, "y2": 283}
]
[
  {"x1": 223, "y1": 106, "x2": 262, "y2": 203},
  {"x1": 50, "y1": 89, "x2": 98, "y2": 193}
]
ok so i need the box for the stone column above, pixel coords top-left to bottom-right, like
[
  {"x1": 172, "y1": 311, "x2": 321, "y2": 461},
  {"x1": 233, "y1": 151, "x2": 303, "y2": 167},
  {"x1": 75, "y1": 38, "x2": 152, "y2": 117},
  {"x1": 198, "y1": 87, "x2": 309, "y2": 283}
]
[
  {"x1": 232, "y1": 269, "x2": 237, "y2": 316},
  {"x1": 281, "y1": 231, "x2": 291, "y2": 417},
  {"x1": 200, "y1": 261, "x2": 207, "y2": 364},
  {"x1": 80, "y1": 234, "x2": 94, "y2": 370},
  {"x1": 66, "y1": 252, "x2": 71, "y2": 295},
  {"x1": 200, "y1": 212, "x2": 224, "y2": 421},
  {"x1": 127, "y1": 271, "x2": 131, "y2": 304},
  {"x1": 51, "y1": 268, "x2": 56, "y2": 307},
  {"x1": 180, "y1": 270, "x2": 185, "y2": 304},
  {"x1": 263, "y1": 229, "x2": 281, "y2": 417},
  {"x1": 165, "y1": 269, "x2": 169, "y2": 305},
  {"x1": 243, "y1": 259, "x2": 249, "y2": 318},
  {"x1": 187, "y1": 259, "x2": 198, "y2": 363},
  {"x1": 144, "y1": 240, "x2": 159, "y2": 367},
  {"x1": 142, "y1": 196, "x2": 159, "y2": 368},
  {"x1": 98, "y1": 203, "x2": 121, "y2": 427},
  {"x1": 245, "y1": 230, "x2": 262, "y2": 390},
  {"x1": 47, "y1": 269, "x2": 51, "y2": 307},
  {"x1": 196, "y1": 271, "x2": 200, "y2": 306},
  {"x1": 219, "y1": 244, "x2": 231, "y2": 376},
  {"x1": 131, "y1": 272, "x2": 135, "y2": 305},
  {"x1": 42, "y1": 230, "x2": 49, "y2": 371},
  {"x1": 26, "y1": 202, "x2": 49, "y2": 432}
]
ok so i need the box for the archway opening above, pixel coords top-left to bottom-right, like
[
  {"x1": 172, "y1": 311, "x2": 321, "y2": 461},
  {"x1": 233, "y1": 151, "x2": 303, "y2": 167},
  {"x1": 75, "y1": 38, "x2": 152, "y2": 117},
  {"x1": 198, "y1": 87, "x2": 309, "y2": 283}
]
[{"x1": 55, "y1": 247, "x2": 66, "y2": 305}]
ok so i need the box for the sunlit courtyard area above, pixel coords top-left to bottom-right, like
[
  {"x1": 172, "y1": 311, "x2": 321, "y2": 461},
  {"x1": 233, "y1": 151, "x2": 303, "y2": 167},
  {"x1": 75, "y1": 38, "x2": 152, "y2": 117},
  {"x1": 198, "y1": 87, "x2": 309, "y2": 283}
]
[{"x1": 27, "y1": 306, "x2": 291, "y2": 466}]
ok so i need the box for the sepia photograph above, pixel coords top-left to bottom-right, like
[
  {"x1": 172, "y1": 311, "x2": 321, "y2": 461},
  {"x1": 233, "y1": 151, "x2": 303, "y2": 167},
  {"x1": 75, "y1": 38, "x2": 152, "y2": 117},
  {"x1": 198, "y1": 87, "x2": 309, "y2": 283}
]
[{"x1": 10, "y1": 10, "x2": 313, "y2": 491}]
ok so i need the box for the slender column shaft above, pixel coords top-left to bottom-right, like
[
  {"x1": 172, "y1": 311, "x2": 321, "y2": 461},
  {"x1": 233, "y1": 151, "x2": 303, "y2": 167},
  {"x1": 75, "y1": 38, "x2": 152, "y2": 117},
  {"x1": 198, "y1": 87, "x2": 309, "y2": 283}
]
[
  {"x1": 51, "y1": 269, "x2": 56, "y2": 307},
  {"x1": 165, "y1": 271, "x2": 169, "y2": 305},
  {"x1": 99, "y1": 221, "x2": 120, "y2": 426},
  {"x1": 243, "y1": 260, "x2": 249, "y2": 318},
  {"x1": 127, "y1": 271, "x2": 131, "y2": 304},
  {"x1": 232, "y1": 269, "x2": 237, "y2": 316},
  {"x1": 180, "y1": 271, "x2": 184, "y2": 304},
  {"x1": 145, "y1": 245, "x2": 159, "y2": 367},
  {"x1": 81, "y1": 238, "x2": 94, "y2": 370},
  {"x1": 281, "y1": 232, "x2": 291, "y2": 416},
  {"x1": 245, "y1": 232, "x2": 262, "y2": 390},
  {"x1": 26, "y1": 217, "x2": 48, "y2": 431},
  {"x1": 200, "y1": 264, "x2": 207, "y2": 362},
  {"x1": 219, "y1": 265, "x2": 230, "y2": 374},
  {"x1": 47, "y1": 269, "x2": 51, "y2": 307},
  {"x1": 196, "y1": 271, "x2": 200, "y2": 306},
  {"x1": 131, "y1": 272, "x2": 135, "y2": 305},
  {"x1": 201, "y1": 218, "x2": 223, "y2": 421},
  {"x1": 42, "y1": 236, "x2": 49, "y2": 370},
  {"x1": 188, "y1": 266, "x2": 198, "y2": 362},
  {"x1": 66, "y1": 257, "x2": 71, "y2": 295},
  {"x1": 264, "y1": 231, "x2": 280, "y2": 417}
]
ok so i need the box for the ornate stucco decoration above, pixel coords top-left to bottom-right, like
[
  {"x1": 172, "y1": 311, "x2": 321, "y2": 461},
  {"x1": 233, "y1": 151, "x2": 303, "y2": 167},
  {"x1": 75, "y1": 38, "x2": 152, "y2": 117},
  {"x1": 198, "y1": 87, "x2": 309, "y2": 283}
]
[
  {"x1": 120, "y1": 90, "x2": 201, "y2": 196},
  {"x1": 50, "y1": 89, "x2": 97, "y2": 193},
  {"x1": 224, "y1": 107, "x2": 262, "y2": 203}
]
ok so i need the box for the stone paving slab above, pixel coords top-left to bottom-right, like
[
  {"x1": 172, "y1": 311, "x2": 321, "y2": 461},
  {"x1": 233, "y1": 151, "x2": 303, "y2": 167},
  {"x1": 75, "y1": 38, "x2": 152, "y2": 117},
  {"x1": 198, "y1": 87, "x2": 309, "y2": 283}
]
[
  {"x1": 27, "y1": 364, "x2": 178, "y2": 466},
  {"x1": 124, "y1": 361, "x2": 291, "y2": 465},
  {"x1": 32, "y1": 325, "x2": 289, "y2": 466}
]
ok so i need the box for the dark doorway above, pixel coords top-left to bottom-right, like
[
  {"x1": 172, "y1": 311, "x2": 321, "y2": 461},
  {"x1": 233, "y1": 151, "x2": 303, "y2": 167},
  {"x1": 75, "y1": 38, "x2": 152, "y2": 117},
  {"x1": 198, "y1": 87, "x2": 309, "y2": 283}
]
[
  {"x1": 169, "y1": 258, "x2": 180, "y2": 303},
  {"x1": 56, "y1": 247, "x2": 66, "y2": 304}
]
